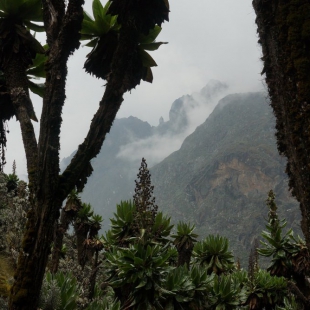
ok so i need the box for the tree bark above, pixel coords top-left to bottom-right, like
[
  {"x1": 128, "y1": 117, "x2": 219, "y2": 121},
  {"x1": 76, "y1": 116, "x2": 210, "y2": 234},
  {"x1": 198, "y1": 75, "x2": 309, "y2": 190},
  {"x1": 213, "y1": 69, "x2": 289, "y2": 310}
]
[
  {"x1": 8, "y1": 1, "x2": 142, "y2": 309},
  {"x1": 252, "y1": 0, "x2": 310, "y2": 247},
  {"x1": 9, "y1": 0, "x2": 84, "y2": 308}
]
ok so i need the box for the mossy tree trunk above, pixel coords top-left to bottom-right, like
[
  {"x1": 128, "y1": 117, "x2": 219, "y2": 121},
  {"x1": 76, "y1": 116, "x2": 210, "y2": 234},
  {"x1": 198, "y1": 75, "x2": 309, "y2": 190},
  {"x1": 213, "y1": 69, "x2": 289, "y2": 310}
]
[
  {"x1": 252, "y1": 0, "x2": 310, "y2": 247},
  {"x1": 8, "y1": 0, "x2": 142, "y2": 309}
]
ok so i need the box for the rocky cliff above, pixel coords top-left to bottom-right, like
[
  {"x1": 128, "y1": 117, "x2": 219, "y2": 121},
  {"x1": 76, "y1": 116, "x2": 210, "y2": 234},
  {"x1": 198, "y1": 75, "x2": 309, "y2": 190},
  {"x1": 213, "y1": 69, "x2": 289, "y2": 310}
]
[{"x1": 151, "y1": 92, "x2": 300, "y2": 264}]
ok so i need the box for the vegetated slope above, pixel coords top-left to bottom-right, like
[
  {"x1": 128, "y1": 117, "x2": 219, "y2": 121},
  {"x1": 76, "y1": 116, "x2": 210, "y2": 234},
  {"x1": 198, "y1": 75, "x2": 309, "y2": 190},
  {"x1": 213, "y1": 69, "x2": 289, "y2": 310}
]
[
  {"x1": 151, "y1": 92, "x2": 300, "y2": 264},
  {"x1": 60, "y1": 80, "x2": 228, "y2": 223}
]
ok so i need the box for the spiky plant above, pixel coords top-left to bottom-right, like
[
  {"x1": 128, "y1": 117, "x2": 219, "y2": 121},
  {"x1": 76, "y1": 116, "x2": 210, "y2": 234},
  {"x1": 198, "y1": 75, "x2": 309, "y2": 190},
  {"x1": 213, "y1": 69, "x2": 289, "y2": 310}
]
[
  {"x1": 132, "y1": 157, "x2": 159, "y2": 243},
  {"x1": 152, "y1": 211, "x2": 173, "y2": 244},
  {"x1": 81, "y1": 0, "x2": 165, "y2": 89},
  {"x1": 105, "y1": 242, "x2": 173, "y2": 308},
  {"x1": 0, "y1": 0, "x2": 45, "y2": 118},
  {"x1": 108, "y1": 0, "x2": 169, "y2": 35},
  {"x1": 259, "y1": 191, "x2": 310, "y2": 278},
  {"x1": 193, "y1": 235, "x2": 235, "y2": 275},
  {"x1": 5, "y1": 173, "x2": 19, "y2": 194},
  {"x1": 89, "y1": 214, "x2": 103, "y2": 239},
  {"x1": 244, "y1": 269, "x2": 288, "y2": 310},
  {"x1": 39, "y1": 271, "x2": 78, "y2": 310},
  {"x1": 258, "y1": 191, "x2": 310, "y2": 305},
  {"x1": 0, "y1": 0, "x2": 46, "y2": 169},
  {"x1": 109, "y1": 200, "x2": 136, "y2": 247},
  {"x1": 163, "y1": 265, "x2": 194, "y2": 309},
  {"x1": 207, "y1": 274, "x2": 242, "y2": 310},
  {"x1": 80, "y1": 0, "x2": 120, "y2": 80},
  {"x1": 172, "y1": 222, "x2": 198, "y2": 269}
]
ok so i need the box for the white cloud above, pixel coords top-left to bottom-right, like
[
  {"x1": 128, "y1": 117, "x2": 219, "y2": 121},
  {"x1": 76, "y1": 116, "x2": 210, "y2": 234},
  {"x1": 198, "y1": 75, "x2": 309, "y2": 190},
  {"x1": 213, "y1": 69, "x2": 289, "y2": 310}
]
[{"x1": 117, "y1": 81, "x2": 231, "y2": 166}]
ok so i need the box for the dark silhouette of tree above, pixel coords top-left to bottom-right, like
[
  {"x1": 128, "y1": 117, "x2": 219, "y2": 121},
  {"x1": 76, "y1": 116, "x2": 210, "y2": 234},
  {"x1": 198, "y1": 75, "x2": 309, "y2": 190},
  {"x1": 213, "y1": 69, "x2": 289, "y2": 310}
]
[
  {"x1": 0, "y1": 0, "x2": 169, "y2": 308},
  {"x1": 252, "y1": 0, "x2": 310, "y2": 247}
]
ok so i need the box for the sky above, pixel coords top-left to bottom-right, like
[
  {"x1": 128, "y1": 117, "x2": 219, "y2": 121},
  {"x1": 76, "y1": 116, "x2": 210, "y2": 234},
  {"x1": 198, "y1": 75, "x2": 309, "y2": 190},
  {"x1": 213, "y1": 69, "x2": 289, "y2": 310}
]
[{"x1": 5, "y1": 0, "x2": 264, "y2": 178}]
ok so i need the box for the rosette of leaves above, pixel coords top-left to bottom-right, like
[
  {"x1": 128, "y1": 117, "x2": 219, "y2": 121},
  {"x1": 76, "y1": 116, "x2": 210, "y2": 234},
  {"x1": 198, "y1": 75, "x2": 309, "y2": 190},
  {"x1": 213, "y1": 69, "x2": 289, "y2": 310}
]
[
  {"x1": 172, "y1": 222, "x2": 198, "y2": 268},
  {"x1": 5, "y1": 172, "x2": 19, "y2": 193},
  {"x1": 193, "y1": 235, "x2": 235, "y2": 275},
  {"x1": 151, "y1": 211, "x2": 173, "y2": 244},
  {"x1": 81, "y1": 0, "x2": 120, "y2": 80},
  {"x1": 81, "y1": 0, "x2": 167, "y2": 84},
  {"x1": 108, "y1": 0, "x2": 170, "y2": 35},
  {"x1": 189, "y1": 265, "x2": 214, "y2": 308},
  {"x1": 163, "y1": 265, "x2": 194, "y2": 309},
  {"x1": 39, "y1": 271, "x2": 78, "y2": 310},
  {"x1": 105, "y1": 243, "x2": 173, "y2": 309},
  {"x1": 89, "y1": 214, "x2": 103, "y2": 238},
  {"x1": 258, "y1": 191, "x2": 310, "y2": 278},
  {"x1": 244, "y1": 269, "x2": 288, "y2": 310},
  {"x1": 0, "y1": 0, "x2": 45, "y2": 68},
  {"x1": 86, "y1": 298, "x2": 120, "y2": 310},
  {"x1": 207, "y1": 275, "x2": 241, "y2": 310},
  {"x1": 109, "y1": 200, "x2": 136, "y2": 247}
]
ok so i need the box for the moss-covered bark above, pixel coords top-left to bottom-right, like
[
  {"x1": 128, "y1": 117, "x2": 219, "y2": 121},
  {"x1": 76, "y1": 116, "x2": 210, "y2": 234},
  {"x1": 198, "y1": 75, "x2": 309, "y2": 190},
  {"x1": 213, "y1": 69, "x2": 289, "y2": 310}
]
[{"x1": 253, "y1": 0, "x2": 310, "y2": 247}]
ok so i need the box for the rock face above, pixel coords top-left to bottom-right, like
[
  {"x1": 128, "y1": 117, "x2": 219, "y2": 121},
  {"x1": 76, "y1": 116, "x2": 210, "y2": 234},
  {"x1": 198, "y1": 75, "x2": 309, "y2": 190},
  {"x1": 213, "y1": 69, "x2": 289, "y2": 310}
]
[
  {"x1": 61, "y1": 88, "x2": 301, "y2": 265},
  {"x1": 155, "y1": 80, "x2": 228, "y2": 135},
  {"x1": 60, "y1": 80, "x2": 229, "y2": 222},
  {"x1": 151, "y1": 92, "x2": 300, "y2": 264}
]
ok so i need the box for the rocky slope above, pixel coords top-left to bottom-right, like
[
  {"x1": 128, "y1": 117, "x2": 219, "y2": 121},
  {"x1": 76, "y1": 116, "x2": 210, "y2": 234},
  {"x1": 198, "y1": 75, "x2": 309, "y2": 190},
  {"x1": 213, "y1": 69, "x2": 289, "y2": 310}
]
[
  {"x1": 61, "y1": 80, "x2": 229, "y2": 222},
  {"x1": 61, "y1": 87, "x2": 301, "y2": 265},
  {"x1": 151, "y1": 92, "x2": 300, "y2": 264}
]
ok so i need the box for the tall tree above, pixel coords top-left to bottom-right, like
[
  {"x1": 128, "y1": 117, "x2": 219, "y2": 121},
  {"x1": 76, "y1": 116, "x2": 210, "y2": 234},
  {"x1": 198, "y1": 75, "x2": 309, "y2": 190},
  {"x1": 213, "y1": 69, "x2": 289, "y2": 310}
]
[
  {"x1": 252, "y1": 0, "x2": 310, "y2": 247},
  {"x1": 0, "y1": 0, "x2": 169, "y2": 309}
]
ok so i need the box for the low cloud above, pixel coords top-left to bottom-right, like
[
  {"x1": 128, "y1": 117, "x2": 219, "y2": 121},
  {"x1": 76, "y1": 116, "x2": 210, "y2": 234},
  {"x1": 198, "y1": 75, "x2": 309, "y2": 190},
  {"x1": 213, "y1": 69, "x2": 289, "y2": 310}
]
[{"x1": 117, "y1": 82, "x2": 231, "y2": 167}]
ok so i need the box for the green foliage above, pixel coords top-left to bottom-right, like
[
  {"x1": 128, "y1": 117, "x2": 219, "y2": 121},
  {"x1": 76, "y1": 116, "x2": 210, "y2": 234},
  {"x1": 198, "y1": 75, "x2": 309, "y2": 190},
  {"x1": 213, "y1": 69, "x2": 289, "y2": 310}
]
[
  {"x1": 208, "y1": 274, "x2": 243, "y2": 310},
  {"x1": 244, "y1": 269, "x2": 288, "y2": 309},
  {"x1": 172, "y1": 222, "x2": 198, "y2": 250},
  {"x1": 0, "y1": 0, "x2": 45, "y2": 58},
  {"x1": 5, "y1": 173, "x2": 19, "y2": 193},
  {"x1": 86, "y1": 298, "x2": 120, "y2": 310},
  {"x1": 85, "y1": 285, "x2": 121, "y2": 310},
  {"x1": 105, "y1": 243, "x2": 173, "y2": 309},
  {"x1": 152, "y1": 211, "x2": 173, "y2": 243},
  {"x1": 0, "y1": 0, "x2": 43, "y2": 24},
  {"x1": 258, "y1": 191, "x2": 310, "y2": 278},
  {"x1": 82, "y1": 0, "x2": 168, "y2": 82},
  {"x1": 164, "y1": 265, "x2": 194, "y2": 308},
  {"x1": 164, "y1": 265, "x2": 213, "y2": 309},
  {"x1": 81, "y1": 0, "x2": 119, "y2": 40},
  {"x1": 39, "y1": 271, "x2": 78, "y2": 310},
  {"x1": 193, "y1": 235, "x2": 235, "y2": 275},
  {"x1": 81, "y1": 0, "x2": 119, "y2": 80},
  {"x1": 77, "y1": 203, "x2": 94, "y2": 221},
  {"x1": 109, "y1": 200, "x2": 136, "y2": 246}
]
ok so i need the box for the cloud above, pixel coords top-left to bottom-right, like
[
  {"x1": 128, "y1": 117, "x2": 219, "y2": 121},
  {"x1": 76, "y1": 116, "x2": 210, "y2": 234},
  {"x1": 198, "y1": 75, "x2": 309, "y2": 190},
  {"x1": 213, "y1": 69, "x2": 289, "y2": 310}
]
[{"x1": 117, "y1": 81, "x2": 231, "y2": 167}]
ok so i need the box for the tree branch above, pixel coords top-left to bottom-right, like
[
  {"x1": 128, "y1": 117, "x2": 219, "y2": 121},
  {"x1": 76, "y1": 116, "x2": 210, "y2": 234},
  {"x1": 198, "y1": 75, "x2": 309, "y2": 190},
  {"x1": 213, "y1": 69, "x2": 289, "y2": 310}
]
[
  {"x1": 59, "y1": 19, "x2": 139, "y2": 200},
  {"x1": 37, "y1": 0, "x2": 84, "y2": 198},
  {"x1": 3, "y1": 57, "x2": 38, "y2": 194}
]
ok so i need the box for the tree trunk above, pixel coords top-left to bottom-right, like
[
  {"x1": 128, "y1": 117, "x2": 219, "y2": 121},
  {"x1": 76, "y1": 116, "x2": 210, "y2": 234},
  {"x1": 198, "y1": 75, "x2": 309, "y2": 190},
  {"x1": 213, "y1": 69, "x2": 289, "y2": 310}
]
[
  {"x1": 8, "y1": 1, "x2": 142, "y2": 308},
  {"x1": 50, "y1": 209, "x2": 72, "y2": 273},
  {"x1": 252, "y1": 0, "x2": 310, "y2": 247}
]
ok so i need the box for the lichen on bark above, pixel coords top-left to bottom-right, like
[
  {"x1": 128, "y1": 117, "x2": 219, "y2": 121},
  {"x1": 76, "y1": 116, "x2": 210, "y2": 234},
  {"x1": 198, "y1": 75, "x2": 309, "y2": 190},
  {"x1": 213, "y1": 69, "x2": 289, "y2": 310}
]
[{"x1": 253, "y1": 0, "x2": 310, "y2": 246}]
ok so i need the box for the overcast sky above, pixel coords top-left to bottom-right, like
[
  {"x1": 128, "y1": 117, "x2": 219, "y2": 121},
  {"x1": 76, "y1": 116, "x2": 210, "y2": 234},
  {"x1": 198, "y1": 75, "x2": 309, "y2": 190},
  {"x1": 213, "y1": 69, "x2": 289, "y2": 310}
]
[{"x1": 5, "y1": 0, "x2": 264, "y2": 178}]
